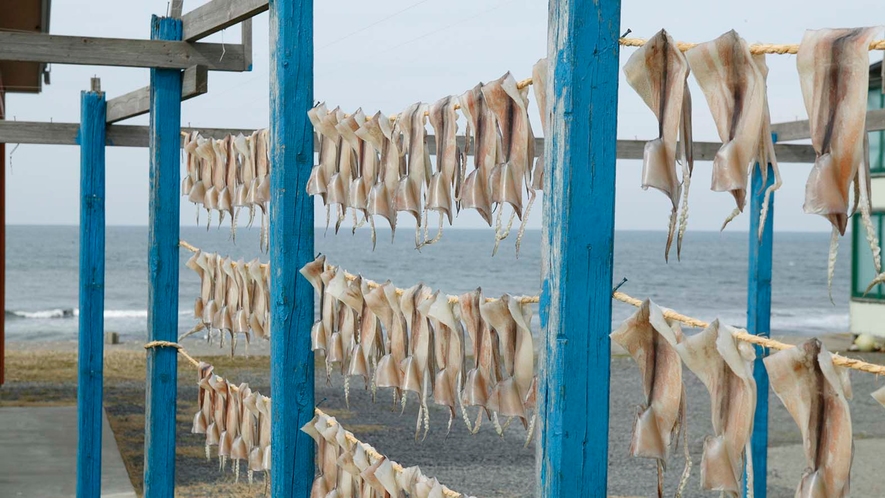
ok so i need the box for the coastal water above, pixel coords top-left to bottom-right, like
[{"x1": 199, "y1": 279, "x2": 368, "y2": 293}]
[{"x1": 5, "y1": 224, "x2": 850, "y2": 341}]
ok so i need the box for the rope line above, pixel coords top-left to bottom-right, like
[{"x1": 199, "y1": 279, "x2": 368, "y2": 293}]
[
  {"x1": 610, "y1": 292, "x2": 885, "y2": 376},
  {"x1": 176, "y1": 240, "x2": 885, "y2": 374},
  {"x1": 145, "y1": 339, "x2": 464, "y2": 497},
  {"x1": 619, "y1": 36, "x2": 885, "y2": 55},
  {"x1": 174, "y1": 33, "x2": 885, "y2": 137},
  {"x1": 144, "y1": 340, "x2": 201, "y2": 368}
]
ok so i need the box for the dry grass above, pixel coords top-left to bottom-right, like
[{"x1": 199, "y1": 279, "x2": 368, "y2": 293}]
[
  {"x1": 3, "y1": 349, "x2": 275, "y2": 497},
  {"x1": 2, "y1": 349, "x2": 269, "y2": 384}
]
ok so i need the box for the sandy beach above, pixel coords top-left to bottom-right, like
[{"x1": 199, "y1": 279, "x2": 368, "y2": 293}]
[{"x1": 2, "y1": 335, "x2": 884, "y2": 497}]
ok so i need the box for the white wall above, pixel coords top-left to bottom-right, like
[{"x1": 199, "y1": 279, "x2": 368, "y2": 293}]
[
  {"x1": 850, "y1": 300, "x2": 885, "y2": 337},
  {"x1": 872, "y1": 177, "x2": 885, "y2": 210}
]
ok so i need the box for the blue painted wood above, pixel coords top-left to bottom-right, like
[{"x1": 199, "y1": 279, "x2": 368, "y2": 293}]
[
  {"x1": 269, "y1": 0, "x2": 315, "y2": 496},
  {"x1": 77, "y1": 86, "x2": 106, "y2": 498},
  {"x1": 746, "y1": 161, "x2": 775, "y2": 498},
  {"x1": 538, "y1": 1, "x2": 622, "y2": 496},
  {"x1": 144, "y1": 15, "x2": 183, "y2": 498}
]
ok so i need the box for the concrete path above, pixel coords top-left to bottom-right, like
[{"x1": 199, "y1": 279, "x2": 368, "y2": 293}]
[{"x1": 0, "y1": 406, "x2": 136, "y2": 497}]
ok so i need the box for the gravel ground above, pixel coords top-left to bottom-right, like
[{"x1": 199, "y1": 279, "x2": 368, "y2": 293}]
[{"x1": 2, "y1": 344, "x2": 885, "y2": 497}]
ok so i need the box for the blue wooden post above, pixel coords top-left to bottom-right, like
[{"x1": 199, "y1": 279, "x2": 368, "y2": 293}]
[
  {"x1": 537, "y1": 1, "x2": 621, "y2": 496},
  {"x1": 144, "y1": 15, "x2": 182, "y2": 498},
  {"x1": 77, "y1": 78, "x2": 106, "y2": 498},
  {"x1": 746, "y1": 160, "x2": 775, "y2": 498},
  {"x1": 269, "y1": 0, "x2": 315, "y2": 495}
]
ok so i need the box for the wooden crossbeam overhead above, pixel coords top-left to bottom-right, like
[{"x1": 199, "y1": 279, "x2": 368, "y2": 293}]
[
  {"x1": 771, "y1": 108, "x2": 885, "y2": 142},
  {"x1": 181, "y1": 0, "x2": 269, "y2": 42},
  {"x1": 0, "y1": 31, "x2": 247, "y2": 72},
  {"x1": 0, "y1": 119, "x2": 818, "y2": 163},
  {"x1": 106, "y1": 66, "x2": 207, "y2": 124}
]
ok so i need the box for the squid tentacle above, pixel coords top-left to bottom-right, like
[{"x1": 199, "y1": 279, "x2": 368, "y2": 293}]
[{"x1": 828, "y1": 226, "x2": 839, "y2": 304}]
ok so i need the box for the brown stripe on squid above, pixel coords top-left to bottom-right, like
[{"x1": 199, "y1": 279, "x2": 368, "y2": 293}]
[
  {"x1": 764, "y1": 339, "x2": 852, "y2": 498},
  {"x1": 686, "y1": 30, "x2": 764, "y2": 231},
  {"x1": 458, "y1": 84, "x2": 495, "y2": 226},
  {"x1": 625, "y1": 29, "x2": 692, "y2": 261}
]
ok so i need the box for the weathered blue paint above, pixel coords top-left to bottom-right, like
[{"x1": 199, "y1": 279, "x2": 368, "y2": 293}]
[
  {"x1": 77, "y1": 86, "x2": 106, "y2": 498},
  {"x1": 746, "y1": 161, "x2": 775, "y2": 498},
  {"x1": 538, "y1": 1, "x2": 621, "y2": 496},
  {"x1": 269, "y1": 0, "x2": 315, "y2": 496},
  {"x1": 144, "y1": 15, "x2": 182, "y2": 498}
]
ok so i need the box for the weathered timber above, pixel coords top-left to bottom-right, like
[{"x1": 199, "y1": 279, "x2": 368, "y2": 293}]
[
  {"x1": 143, "y1": 16, "x2": 182, "y2": 498},
  {"x1": 269, "y1": 0, "x2": 315, "y2": 496},
  {"x1": 747, "y1": 162, "x2": 776, "y2": 498},
  {"x1": 0, "y1": 31, "x2": 246, "y2": 72},
  {"x1": 106, "y1": 65, "x2": 207, "y2": 124},
  {"x1": 771, "y1": 108, "x2": 885, "y2": 142},
  {"x1": 76, "y1": 80, "x2": 106, "y2": 498},
  {"x1": 181, "y1": 0, "x2": 268, "y2": 41},
  {"x1": 538, "y1": 0, "x2": 621, "y2": 495},
  {"x1": 0, "y1": 120, "x2": 818, "y2": 163}
]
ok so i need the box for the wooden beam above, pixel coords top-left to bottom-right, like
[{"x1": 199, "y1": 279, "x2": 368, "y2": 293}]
[
  {"x1": 0, "y1": 120, "x2": 819, "y2": 163},
  {"x1": 76, "y1": 81, "x2": 106, "y2": 498},
  {"x1": 242, "y1": 18, "x2": 253, "y2": 71},
  {"x1": 771, "y1": 108, "x2": 885, "y2": 142},
  {"x1": 747, "y1": 162, "x2": 775, "y2": 498},
  {"x1": 143, "y1": 15, "x2": 182, "y2": 498},
  {"x1": 106, "y1": 65, "x2": 207, "y2": 124},
  {"x1": 170, "y1": 0, "x2": 184, "y2": 18},
  {"x1": 0, "y1": 30, "x2": 247, "y2": 72},
  {"x1": 538, "y1": 0, "x2": 621, "y2": 495},
  {"x1": 269, "y1": 0, "x2": 315, "y2": 496},
  {"x1": 181, "y1": 0, "x2": 269, "y2": 42}
]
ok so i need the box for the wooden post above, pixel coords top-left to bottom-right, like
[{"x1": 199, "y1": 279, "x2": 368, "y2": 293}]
[
  {"x1": 77, "y1": 77, "x2": 106, "y2": 498},
  {"x1": 144, "y1": 15, "x2": 182, "y2": 498},
  {"x1": 538, "y1": 1, "x2": 621, "y2": 496},
  {"x1": 747, "y1": 161, "x2": 774, "y2": 498},
  {"x1": 269, "y1": 0, "x2": 315, "y2": 495}
]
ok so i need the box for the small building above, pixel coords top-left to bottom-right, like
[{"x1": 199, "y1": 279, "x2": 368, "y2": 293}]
[
  {"x1": 850, "y1": 60, "x2": 885, "y2": 336},
  {"x1": 1, "y1": 0, "x2": 53, "y2": 385}
]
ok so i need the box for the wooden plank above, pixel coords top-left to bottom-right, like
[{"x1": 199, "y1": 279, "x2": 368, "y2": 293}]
[
  {"x1": 771, "y1": 108, "x2": 885, "y2": 142},
  {"x1": 269, "y1": 0, "x2": 315, "y2": 496},
  {"x1": 170, "y1": 0, "x2": 184, "y2": 18},
  {"x1": 76, "y1": 80, "x2": 107, "y2": 498},
  {"x1": 181, "y1": 0, "x2": 269, "y2": 42},
  {"x1": 242, "y1": 18, "x2": 253, "y2": 71},
  {"x1": 143, "y1": 15, "x2": 182, "y2": 498},
  {"x1": 0, "y1": 30, "x2": 246, "y2": 72},
  {"x1": 106, "y1": 65, "x2": 207, "y2": 124},
  {"x1": 0, "y1": 118, "x2": 822, "y2": 164},
  {"x1": 747, "y1": 162, "x2": 775, "y2": 498},
  {"x1": 538, "y1": 0, "x2": 621, "y2": 495}
]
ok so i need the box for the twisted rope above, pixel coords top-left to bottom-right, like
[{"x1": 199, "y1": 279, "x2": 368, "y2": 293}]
[
  {"x1": 177, "y1": 241, "x2": 885, "y2": 375},
  {"x1": 145, "y1": 338, "x2": 465, "y2": 497}
]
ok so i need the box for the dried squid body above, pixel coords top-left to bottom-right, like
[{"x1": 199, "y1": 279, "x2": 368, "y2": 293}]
[
  {"x1": 482, "y1": 72, "x2": 534, "y2": 255},
  {"x1": 751, "y1": 53, "x2": 781, "y2": 241},
  {"x1": 624, "y1": 29, "x2": 692, "y2": 261},
  {"x1": 873, "y1": 385, "x2": 885, "y2": 408},
  {"x1": 395, "y1": 102, "x2": 431, "y2": 249},
  {"x1": 676, "y1": 319, "x2": 756, "y2": 497},
  {"x1": 764, "y1": 339, "x2": 853, "y2": 498},
  {"x1": 610, "y1": 299, "x2": 687, "y2": 494},
  {"x1": 459, "y1": 83, "x2": 496, "y2": 227},
  {"x1": 797, "y1": 27, "x2": 885, "y2": 295},
  {"x1": 686, "y1": 30, "x2": 765, "y2": 231},
  {"x1": 424, "y1": 95, "x2": 461, "y2": 246},
  {"x1": 356, "y1": 111, "x2": 393, "y2": 248}
]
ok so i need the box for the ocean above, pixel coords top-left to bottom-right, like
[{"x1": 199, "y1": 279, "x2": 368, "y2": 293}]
[{"x1": 4, "y1": 224, "x2": 850, "y2": 341}]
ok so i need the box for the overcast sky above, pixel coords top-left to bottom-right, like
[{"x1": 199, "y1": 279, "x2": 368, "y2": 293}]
[{"x1": 4, "y1": 0, "x2": 883, "y2": 232}]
